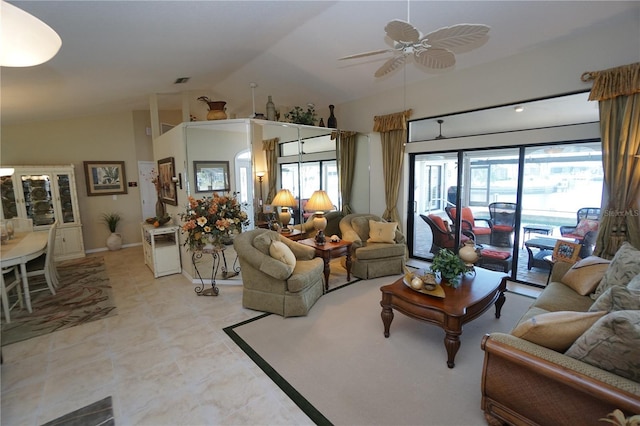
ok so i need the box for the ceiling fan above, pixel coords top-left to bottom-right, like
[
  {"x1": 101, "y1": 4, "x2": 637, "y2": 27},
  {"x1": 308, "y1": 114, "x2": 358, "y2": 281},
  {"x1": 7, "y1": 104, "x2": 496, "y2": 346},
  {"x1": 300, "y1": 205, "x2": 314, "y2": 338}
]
[{"x1": 339, "y1": 19, "x2": 490, "y2": 77}]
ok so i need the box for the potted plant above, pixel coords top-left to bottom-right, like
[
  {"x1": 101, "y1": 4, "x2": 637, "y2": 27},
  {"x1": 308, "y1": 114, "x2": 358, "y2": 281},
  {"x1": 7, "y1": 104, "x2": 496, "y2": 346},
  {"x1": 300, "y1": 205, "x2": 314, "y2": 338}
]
[
  {"x1": 101, "y1": 212, "x2": 122, "y2": 251},
  {"x1": 430, "y1": 248, "x2": 469, "y2": 288},
  {"x1": 284, "y1": 104, "x2": 317, "y2": 125}
]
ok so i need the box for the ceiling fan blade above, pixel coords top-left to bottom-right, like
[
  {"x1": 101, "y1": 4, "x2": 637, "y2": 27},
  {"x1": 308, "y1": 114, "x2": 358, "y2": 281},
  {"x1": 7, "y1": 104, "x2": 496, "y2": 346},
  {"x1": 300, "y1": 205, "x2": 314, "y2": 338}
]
[
  {"x1": 339, "y1": 48, "x2": 394, "y2": 60},
  {"x1": 422, "y1": 24, "x2": 490, "y2": 53},
  {"x1": 414, "y1": 48, "x2": 456, "y2": 69},
  {"x1": 374, "y1": 55, "x2": 407, "y2": 78},
  {"x1": 385, "y1": 19, "x2": 420, "y2": 43}
]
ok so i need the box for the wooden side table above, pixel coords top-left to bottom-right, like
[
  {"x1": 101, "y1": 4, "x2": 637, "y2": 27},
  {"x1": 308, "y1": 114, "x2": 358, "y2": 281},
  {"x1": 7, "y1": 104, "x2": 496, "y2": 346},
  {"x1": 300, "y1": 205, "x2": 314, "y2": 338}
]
[{"x1": 298, "y1": 238, "x2": 352, "y2": 292}]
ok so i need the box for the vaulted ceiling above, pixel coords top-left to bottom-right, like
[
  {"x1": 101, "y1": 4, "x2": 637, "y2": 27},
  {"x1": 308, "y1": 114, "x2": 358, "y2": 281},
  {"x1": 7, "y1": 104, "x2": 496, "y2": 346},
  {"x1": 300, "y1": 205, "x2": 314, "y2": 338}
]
[{"x1": 1, "y1": 1, "x2": 638, "y2": 125}]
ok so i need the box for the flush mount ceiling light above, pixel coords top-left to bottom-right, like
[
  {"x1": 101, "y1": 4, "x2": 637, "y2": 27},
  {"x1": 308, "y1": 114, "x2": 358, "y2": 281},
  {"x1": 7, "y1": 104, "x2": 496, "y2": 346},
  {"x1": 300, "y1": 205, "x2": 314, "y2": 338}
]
[
  {"x1": 514, "y1": 106, "x2": 524, "y2": 112},
  {"x1": 0, "y1": 0, "x2": 61, "y2": 67}
]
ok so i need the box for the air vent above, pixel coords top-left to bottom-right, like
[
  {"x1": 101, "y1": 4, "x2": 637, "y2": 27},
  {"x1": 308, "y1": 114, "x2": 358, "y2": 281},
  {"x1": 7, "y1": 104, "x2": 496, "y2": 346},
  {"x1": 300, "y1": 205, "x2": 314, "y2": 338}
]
[{"x1": 174, "y1": 77, "x2": 190, "y2": 84}]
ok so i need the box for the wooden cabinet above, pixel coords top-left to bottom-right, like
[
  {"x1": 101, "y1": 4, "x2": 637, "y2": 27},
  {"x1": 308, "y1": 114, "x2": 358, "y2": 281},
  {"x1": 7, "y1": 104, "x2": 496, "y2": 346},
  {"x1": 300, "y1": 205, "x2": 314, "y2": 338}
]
[
  {"x1": 1, "y1": 165, "x2": 85, "y2": 261},
  {"x1": 142, "y1": 223, "x2": 181, "y2": 278}
]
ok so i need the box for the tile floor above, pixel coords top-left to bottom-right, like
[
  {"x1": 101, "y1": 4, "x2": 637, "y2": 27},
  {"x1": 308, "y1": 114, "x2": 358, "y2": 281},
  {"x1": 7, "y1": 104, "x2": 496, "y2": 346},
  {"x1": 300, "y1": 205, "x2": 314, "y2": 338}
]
[
  {"x1": 1, "y1": 247, "x2": 313, "y2": 425},
  {"x1": 1, "y1": 247, "x2": 540, "y2": 425}
]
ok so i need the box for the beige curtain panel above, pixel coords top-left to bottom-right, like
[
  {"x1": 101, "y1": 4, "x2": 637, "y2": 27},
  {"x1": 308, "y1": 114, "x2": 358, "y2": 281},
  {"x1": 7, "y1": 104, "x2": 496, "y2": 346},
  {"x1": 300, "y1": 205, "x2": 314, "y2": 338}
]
[
  {"x1": 373, "y1": 110, "x2": 413, "y2": 222},
  {"x1": 338, "y1": 131, "x2": 357, "y2": 215},
  {"x1": 262, "y1": 137, "x2": 279, "y2": 203},
  {"x1": 583, "y1": 62, "x2": 640, "y2": 257}
]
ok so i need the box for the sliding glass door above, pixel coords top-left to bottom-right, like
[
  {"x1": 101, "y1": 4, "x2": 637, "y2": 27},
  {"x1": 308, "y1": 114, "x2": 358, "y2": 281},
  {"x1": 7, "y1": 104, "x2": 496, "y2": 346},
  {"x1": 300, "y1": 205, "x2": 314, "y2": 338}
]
[{"x1": 409, "y1": 141, "x2": 603, "y2": 287}]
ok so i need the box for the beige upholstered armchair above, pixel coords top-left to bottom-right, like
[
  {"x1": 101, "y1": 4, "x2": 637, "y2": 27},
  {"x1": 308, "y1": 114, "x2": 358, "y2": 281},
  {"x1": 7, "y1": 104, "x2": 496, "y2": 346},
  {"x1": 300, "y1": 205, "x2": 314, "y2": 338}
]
[
  {"x1": 339, "y1": 213, "x2": 407, "y2": 279},
  {"x1": 233, "y1": 229, "x2": 324, "y2": 317}
]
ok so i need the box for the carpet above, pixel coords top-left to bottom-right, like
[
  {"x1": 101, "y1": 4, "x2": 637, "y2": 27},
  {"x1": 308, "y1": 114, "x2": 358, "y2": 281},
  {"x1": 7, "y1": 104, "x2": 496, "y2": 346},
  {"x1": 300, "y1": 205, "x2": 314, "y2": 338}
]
[
  {"x1": 1, "y1": 256, "x2": 117, "y2": 346},
  {"x1": 41, "y1": 396, "x2": 114, "y2": 426},
  {"x1": 225, "y1": 275, "x2": 535, "y2": 426}
]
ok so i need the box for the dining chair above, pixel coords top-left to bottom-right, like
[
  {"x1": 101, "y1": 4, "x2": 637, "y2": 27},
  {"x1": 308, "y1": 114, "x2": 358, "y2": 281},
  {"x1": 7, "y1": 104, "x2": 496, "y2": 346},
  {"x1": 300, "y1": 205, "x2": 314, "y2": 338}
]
[
  {"x1": 11, "y1": 217, "x2": 34, "y2": 233},
  {"x1": 25, "y1": 221, "x2": 59, "y2": 295},
  {"x1": 1, "y1": 266, "x2": 24, "y2": 323}
]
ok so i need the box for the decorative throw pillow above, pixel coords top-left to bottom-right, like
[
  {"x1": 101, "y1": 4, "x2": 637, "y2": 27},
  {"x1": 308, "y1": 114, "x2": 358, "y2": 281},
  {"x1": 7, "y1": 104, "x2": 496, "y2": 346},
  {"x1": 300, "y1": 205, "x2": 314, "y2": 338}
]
[
  {"x1": 627, "y1": 274, "x2": 640, "y2": 290},
  {"x1": 351, "y1": 216, "x2": 370, "y2": 240},
  {"x1": 593, "y1": 242, "x2": 640, "y2": 299},
  {"x1": 367, "y1": 220, "x2": 397, "y2": 244},
  {"x1": 560, "y1": 256, "x2": 611, "y2": 296},
  {"x1": 566, "y1": 310, "x2": 640, "y2": 382},
  {"x1": 511, "y1": 310, "x2": 606, "y2": 352},
  {"x1": 269, "y1": 240, "x2": 296, "y2": 268},
  {"x1": 253, "y1": 232, "x2": 275, "y2": 255},
  {"x1": 589, "y1": 286, "x2": 640, "y2": 312},
  {"x1": 573, "y1": 219, "x2": 599, "y2": 237}
]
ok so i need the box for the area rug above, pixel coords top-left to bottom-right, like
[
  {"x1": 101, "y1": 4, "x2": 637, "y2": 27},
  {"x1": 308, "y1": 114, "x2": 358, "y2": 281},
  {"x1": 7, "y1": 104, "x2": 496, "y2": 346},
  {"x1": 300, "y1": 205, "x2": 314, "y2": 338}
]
[
  {"x1": 225, "y1": 276, "x2": 534, "y2": 425},
  {"x1": 1, "y1": 256, "x2": 117, "y2": 346},
  {"x1": 41, "y1": 396, "x2": 114, "y2": 426}
]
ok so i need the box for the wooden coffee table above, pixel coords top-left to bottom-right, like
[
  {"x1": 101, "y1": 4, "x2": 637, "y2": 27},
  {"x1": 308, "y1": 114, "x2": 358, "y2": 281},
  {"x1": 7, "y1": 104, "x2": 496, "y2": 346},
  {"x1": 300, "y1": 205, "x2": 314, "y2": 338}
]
[
  {"x1": 298, "y1": 238, "x2": 352, "y2": 292},
  {"x1": 380, "y1": 267, "x2": 507, "y2": 368}
]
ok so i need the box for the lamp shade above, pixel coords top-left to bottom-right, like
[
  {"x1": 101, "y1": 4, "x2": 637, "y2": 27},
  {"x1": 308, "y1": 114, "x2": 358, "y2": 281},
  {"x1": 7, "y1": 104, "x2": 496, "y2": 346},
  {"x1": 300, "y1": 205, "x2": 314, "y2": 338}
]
[
  {"x1": 0, "y1": 1, "x2": 62, "y2": 67},
  {"x1": 305, "y1": 190, "x2": 333, "y2": 212},
  {"x1": 271, "y1": 189, "x2": 296, "y2": 207}
]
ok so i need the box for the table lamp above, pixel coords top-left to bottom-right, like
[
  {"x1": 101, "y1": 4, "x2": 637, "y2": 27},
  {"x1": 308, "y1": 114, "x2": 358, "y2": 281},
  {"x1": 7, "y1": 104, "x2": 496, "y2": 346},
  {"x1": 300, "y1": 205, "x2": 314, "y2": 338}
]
[
  {"x1": 271, "y1": 189, "x2": 296, "y2": 233},
  {"x1": 305, "y1": 190, "x2": 334, "y2": 244}
]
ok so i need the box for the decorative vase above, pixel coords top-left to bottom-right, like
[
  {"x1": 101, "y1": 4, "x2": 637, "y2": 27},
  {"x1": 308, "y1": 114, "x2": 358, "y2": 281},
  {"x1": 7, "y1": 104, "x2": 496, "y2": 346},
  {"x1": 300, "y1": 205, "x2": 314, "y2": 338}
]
[
  {"x1": 106, "y1": 232, "x2": 122, "y2": 251},
  {"x1": 459, "y1": 240, "x2": 479, "y2": 265},
  {"x1": 155, "y1": 197, "x2": 166, "y2": 217},
  {"x1": 327, "y1": 104, "x2": 337, "y2": 128},
  {"x1": 266, "y1": 95, "x2": 276, "y2": 121},
  {"x1": 206, "y1": 101, "x2": 227, "y2": 120}
]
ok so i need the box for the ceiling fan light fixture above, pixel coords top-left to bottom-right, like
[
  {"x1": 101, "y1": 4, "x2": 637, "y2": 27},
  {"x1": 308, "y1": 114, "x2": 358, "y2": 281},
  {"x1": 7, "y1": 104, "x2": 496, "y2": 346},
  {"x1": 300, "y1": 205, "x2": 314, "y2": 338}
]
[
  {"x1": 0, "y1": 0, "x2": 62, "y2": 67},
  {"x1": 340, "y1": 19, "x2": 490, "y2": 78},
  {"x1": 435, "y1": 119, "x2": 447, "y2": 139}
]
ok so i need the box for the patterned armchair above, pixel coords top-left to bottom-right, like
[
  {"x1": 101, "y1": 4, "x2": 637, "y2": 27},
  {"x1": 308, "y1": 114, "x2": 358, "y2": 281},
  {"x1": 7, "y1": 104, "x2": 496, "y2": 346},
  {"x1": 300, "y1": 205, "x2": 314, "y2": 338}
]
[
  {"x1": 445, "y1": 206, "x2": 492, "y2": 245},
  {"x1": 420, "y1": 214, "x2": 473, "y2": 254},
  {"x1": 560, "y1": 207, "x2": 601, "y2": 242},
  {"x1": 233, "y1": 229, "x2": 324, "y2": 317},
  {"x1": 340, "y1": 214, "x2": 407, "y2": 279}
]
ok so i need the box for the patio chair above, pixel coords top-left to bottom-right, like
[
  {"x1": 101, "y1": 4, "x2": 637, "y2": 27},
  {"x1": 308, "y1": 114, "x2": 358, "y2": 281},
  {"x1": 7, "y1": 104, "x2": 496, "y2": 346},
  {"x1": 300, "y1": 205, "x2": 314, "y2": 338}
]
[
  {"x1": 488, "y1": 202, "x2": 517, "y2": 247},
  {"x1": 560, "y1": 207, "x2": 601, "y2": 242},
  {"x1": 420, "y1": 214, "x2": 473, "y2": 254},
  {"x1": 445, "y1": 206, "x2": 492, "y2": 245}
]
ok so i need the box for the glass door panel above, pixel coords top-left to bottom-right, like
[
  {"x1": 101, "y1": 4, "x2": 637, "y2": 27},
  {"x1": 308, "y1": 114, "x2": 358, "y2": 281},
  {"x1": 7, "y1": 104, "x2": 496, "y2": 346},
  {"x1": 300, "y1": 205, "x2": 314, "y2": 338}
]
[
  {"x1": 411, "y1": 153, "x2": 458, "y2": 259},
  {"x1": 56, "y1": 173, "x2": 76, "y2": 224},
  {"x1": 519, "y1": 143, "x2": 603, "y2": 283},
  {"x1": 1, "y1": 174, "x2": 18, "y2": 219},
  {"x1": 20, "y1": 172, "x2": 55, "y2": 226}
]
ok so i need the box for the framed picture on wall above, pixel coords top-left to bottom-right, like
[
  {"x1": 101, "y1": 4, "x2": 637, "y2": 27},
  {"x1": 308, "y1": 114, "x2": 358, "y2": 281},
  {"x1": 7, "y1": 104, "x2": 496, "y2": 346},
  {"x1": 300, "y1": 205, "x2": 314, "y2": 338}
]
[
  {"x1": 552, "y1": 240, "x2": 581, "y2": 263},
  {"x1": 194, "y1": 161, "x2": 230, "y2": 193},
  {"x1": 158, "y1": 157, "x2": 178, "y2": 206},
  {"x1": 83, "y1": 161, "x2": 128, "y2": 196}
]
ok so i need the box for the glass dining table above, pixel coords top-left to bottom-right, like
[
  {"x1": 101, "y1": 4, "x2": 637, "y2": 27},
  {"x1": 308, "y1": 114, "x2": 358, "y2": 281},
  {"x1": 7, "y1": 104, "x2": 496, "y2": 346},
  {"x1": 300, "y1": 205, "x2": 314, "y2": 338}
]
[{"x1": 0, "y1": 231, "x2": 49, "y2": 313}]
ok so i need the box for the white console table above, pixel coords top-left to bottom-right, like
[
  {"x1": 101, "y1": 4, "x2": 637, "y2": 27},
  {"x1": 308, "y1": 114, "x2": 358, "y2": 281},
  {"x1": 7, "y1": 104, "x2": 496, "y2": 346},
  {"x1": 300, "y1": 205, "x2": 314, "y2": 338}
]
[{"x1": 141, "y1": 223, "x2": 181, "y2": 278}]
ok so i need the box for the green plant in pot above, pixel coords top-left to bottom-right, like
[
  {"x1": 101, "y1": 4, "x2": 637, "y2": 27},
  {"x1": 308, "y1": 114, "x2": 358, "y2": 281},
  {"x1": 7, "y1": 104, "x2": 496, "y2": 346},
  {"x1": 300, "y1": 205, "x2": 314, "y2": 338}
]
[
  {"x1": 284, "y1": 104, "x2": 317, "y2": 125},
  {"x1": 430, "y1": 248, "x2": 468, "y2": 288},
  {"x1": 101, "y1": 212, "x2": 122, "y2": 251}
]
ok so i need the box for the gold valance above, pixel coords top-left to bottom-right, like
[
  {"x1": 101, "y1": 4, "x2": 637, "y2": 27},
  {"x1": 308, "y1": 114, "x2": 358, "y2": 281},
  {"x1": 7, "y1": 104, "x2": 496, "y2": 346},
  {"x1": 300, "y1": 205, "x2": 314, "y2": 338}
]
[
  {"x1": 373, "y1": 109, "x2": 413, "y2": 132},
  {"x1": 330, "y1": 130, "x2": 357, "y2": 140},
  {"x1": 262, "y1": 137, "x2": 279, "y2": 151},
  {"x1": 581, "y1": 62, "x2": 640, "y2": 101}
]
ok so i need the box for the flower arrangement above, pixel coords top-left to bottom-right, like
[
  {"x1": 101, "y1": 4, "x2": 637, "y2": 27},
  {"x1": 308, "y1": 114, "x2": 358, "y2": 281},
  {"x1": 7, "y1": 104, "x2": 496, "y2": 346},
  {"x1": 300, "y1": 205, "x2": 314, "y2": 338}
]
[
  {"x1": 180, "y1": 192, "x2": 250, "y2": 251},
  {"x1": 430, "y1": 248, "x2": 469, "y2": 288}
]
